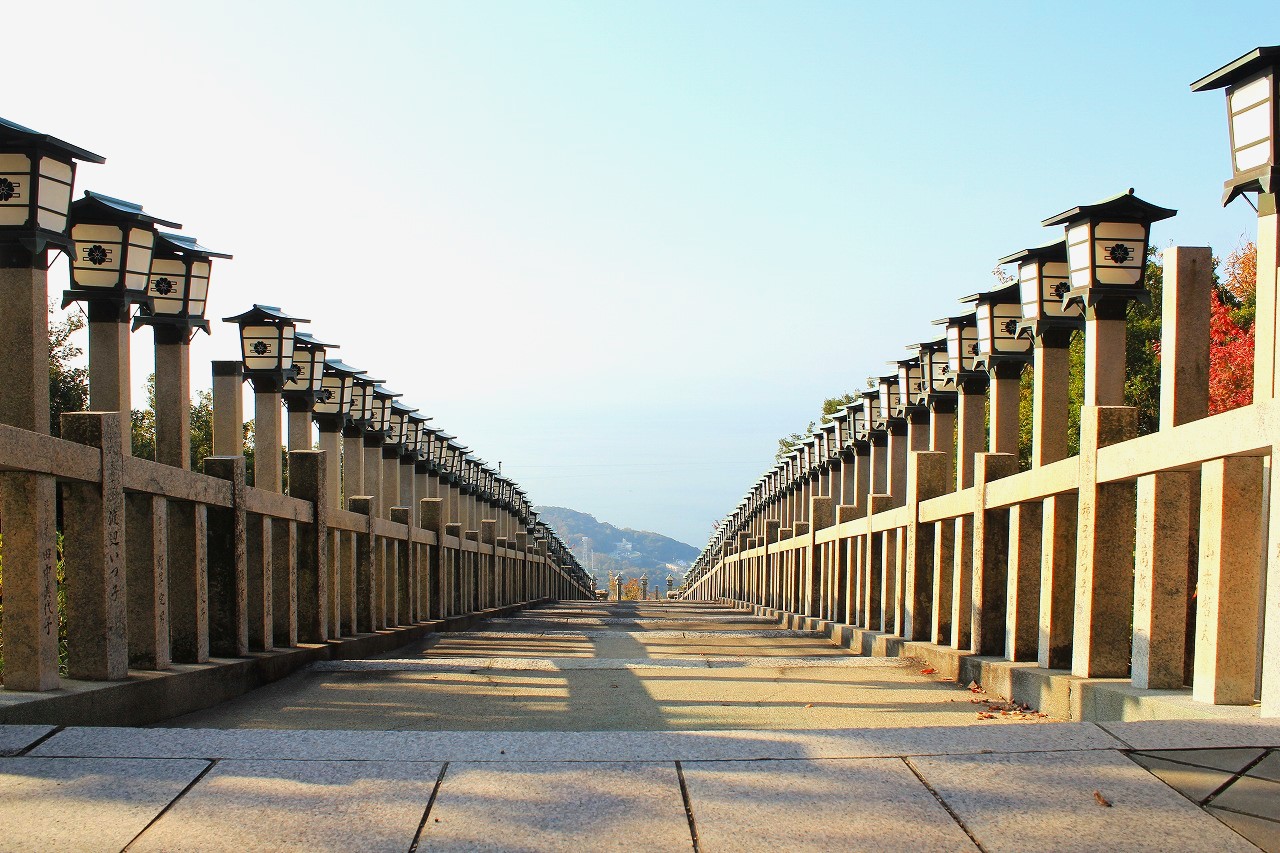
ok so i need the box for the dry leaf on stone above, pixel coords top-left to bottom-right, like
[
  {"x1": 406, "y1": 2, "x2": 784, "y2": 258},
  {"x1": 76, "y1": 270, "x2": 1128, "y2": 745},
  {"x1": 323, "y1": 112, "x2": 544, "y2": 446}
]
[{"x1": 1093, "y1": 790, "x2": 1112, "y2": 807}]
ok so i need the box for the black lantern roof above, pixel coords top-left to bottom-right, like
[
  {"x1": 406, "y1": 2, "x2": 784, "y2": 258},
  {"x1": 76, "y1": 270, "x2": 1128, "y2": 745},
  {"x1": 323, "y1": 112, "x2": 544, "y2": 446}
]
[
  {"x1": 390, "y1": 399, "x2": 417, "y2": 415},
  {"x1": 294, "y1": 330, "x2": 337, "y2": 350},
  {"x1": 997, "y1": 239, "x2": 1066, "y2": 268},
  {"x1": 1191, "y1": 45, "x2": 1280, "y2": 92},
  {"x1": 156, "y1": 231, "x2": 231, "y2": 260},
  {"x1": 223, "y1": 303, "x2": 310, "y2": 326},
  {"x1": 323, "y1": 358, "x2": 365, "y2": 376},
  {"x1": 1040, "y1": 189, "x2": 1176, "y2": 229},
  {"x1": 959, "y1": 280, "x2": 1019, "y2": 305},
  {"x1": 372, "y1": 384, "x2": 401, "y2": 398},
  {"x1": 0, "y1": 116, "x2": 106, "y2": 163},
  {"x1": 72, "y1": 191, "x2": 182, "y2": 228}
]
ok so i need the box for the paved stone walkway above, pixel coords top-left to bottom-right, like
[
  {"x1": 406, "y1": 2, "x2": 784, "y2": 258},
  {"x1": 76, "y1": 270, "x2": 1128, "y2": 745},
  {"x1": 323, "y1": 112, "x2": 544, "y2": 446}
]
[
  {"x1": 161, "y1": 601, "x2": 1050, "y2": 731},
  {"x1": 1, "y1": 602, "x2": 1277, "y2": 851}
]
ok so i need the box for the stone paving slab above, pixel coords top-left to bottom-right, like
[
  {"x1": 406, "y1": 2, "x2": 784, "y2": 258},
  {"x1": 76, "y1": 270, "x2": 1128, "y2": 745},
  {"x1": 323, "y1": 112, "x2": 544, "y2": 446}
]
[
  {"x1": 32, "y1": 722, "x2": 1122, "y2": 762},
  {"x1": 0, "y1": 756, "x2": 209, "y2": 853},
  {"x1": 682, "y1": 757, "x2": 978, "y2": 852},
  {"x1": 128, "y1": 759, "x2": 442, "y2": 852},
  {"x1": 1101, "y1": 718, "x2": 1280, "y2": 750},
  {"x1": 420, "y1": 761, "x2": 692, "y2": 851},
  {"x1": 310, "y1": 655, "x2": 907, "y2": 673},
  {"x1": 909, "y1": 748, "x2": 1259, "y2": 853},
  {"x1": 1127, "y1": 753, "x2": 1238, "y2": 800},
  {"x1": 1207, "y1": 806, "x2": 1280, "y2": 852},
  {"x1": 0, "y1": 724, "x2": 53, "y2": 756}
]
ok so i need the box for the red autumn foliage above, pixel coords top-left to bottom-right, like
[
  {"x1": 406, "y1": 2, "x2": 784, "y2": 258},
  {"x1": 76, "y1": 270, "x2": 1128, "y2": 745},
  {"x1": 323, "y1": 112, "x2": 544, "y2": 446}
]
[
  {"x1": 1208, "y1": 241, "x2": 1256, "y2": 414},
  {"x1": 1208, "y1": 288, "x2": 1253, "y2": 414}
]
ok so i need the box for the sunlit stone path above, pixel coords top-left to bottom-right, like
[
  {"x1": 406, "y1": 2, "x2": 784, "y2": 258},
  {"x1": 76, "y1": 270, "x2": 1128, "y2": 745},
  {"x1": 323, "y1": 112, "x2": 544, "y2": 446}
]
[
  {"x1": 161, "y1": 600, "x2": 1041, "y2": 731},
  {"x1": 3, "y1": 602, "x2": 1276, "y2": 851}
]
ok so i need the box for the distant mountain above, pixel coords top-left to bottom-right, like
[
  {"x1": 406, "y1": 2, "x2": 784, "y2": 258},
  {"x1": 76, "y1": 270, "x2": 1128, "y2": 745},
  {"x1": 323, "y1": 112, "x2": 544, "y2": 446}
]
[{"x1": 534, "y1": 506, "x2": 697, "y2": 591}]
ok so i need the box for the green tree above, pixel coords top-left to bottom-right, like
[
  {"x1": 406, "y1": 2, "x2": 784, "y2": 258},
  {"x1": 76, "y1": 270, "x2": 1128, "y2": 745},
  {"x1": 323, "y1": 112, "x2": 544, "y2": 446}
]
[
  {"x1": 775, "y1": 392, "x2": 858, "y2": 461},
  {"x1": 131, "y1": 374, "x2": 157, "y2": 459},
  {"x1": 49, "y1": 305, "x2": 88, "y2": 437},
  {"x1": 1123, "y1": 248, "x2": 1165, "y2": 437}
]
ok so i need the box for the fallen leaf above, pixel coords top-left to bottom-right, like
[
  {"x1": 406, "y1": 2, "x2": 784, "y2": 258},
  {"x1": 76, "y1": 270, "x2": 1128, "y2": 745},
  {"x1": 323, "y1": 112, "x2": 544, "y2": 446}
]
[
  {"x1": 804, "y1": 703, "x2": 815, "y2": 708},
  {"x1": 1093, "y1": 790, "x2": 1112, "y2": 808},
  {"x1": 921, "y1": 668, "x2": 937, "y2": 675}
]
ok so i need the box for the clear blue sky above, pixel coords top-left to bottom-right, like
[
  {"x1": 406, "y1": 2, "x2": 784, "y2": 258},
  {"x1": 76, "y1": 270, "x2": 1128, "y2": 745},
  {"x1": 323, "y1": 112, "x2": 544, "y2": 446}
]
[{"x1": 7, "y1": 2, "x2": 1270, "y2": 547}]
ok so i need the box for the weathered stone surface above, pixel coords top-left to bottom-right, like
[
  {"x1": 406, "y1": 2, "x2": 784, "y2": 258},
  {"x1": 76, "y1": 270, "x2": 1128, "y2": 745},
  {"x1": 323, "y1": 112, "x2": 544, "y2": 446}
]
[
  {"x1": 683, "y1": 757, "x2": 976, "y2": 852},
  {"x1": 0, "y1": 756, "x2": 207, "y2": 852},
  {"x1": 33, "y1": 721, "x2": 1121, "y2": 763},
  {"x1": 1100, "y1": 719, "x2": 1280, "y2": 751},
  {"x1": 422, "y1": 762, "x2": 690, "y2": 851},
  {"x1": 129, "y1": 759, "x2": 440, "y2": 852},
  {"x1": 911, "y1": 749, "x2": 1258, "y2": 852},
  {"x1": 0, "y1": 725, "x2": 53, "y2": 756}
]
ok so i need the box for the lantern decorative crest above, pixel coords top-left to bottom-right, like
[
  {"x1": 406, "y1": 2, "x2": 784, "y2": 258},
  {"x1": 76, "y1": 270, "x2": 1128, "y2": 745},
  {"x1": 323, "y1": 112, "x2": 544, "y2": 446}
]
[
  {"x1": 998, "y1": 239, "x2": 1079, "y2": 340},
  {"x1": 135, "y1": 233, "x2": 231, "y2": 337},
  {"x1": 368, "y1": 385, "x2": 400, "y2": 439},
  {"x1": 1191, "y1": 45, "x2": 1279, "y2": 205},
  {"x1": 1041, "y1": 189, "x2": 1175, "y2": 311},
  {"x1": 0, "y1": 116, "x2": 104, "y2": 262},
  {"x1": 222, "y1": 305, "x2": 309, "y2": 390},
  {"x1": 312, "y1": 359, "x2": 364, "y2": 431},
  {"x1": 66, "y1": 192, "x2": 182, "y2": 319},
  {"x1": 894, "y1": 356, "x2": 924, "y2": 418},
  {"x1": 872, "y1": 374, "x2": 901, "y2": 429},
  {"x1": 386, "y1": 399, "x2": 417, "y2": 451},
  {"x1": 935, "y1": 312, "x2": 979, "y2": 386},
  {"x1": 830, "y1": 409, "x2": 852, "y2": 455},
  {"x1": 962, "y1": 282, "x2": 1031, "y2": 372},
  {"x1": 283, "y1": 331, "x2": 336, "y2": 406},
  {"x1": 913, "y1": 337, "x2": 955, "y2": 407}
]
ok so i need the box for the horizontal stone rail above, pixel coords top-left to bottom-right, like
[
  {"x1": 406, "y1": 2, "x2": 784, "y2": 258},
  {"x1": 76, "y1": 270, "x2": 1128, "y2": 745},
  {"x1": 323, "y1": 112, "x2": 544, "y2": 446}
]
[
  {"x1": 0, "y1": 420, "x2": 589, "y2": 707},
  {"x1": 682, "y1": 234, "x2": 1280, "y2": 720}
]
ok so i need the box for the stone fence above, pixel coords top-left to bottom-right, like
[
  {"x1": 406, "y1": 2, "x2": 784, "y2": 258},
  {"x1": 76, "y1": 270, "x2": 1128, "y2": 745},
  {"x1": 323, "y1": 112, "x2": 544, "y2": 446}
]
[
  {"x1": 0, "y1": 114, "x2": 592, "y2": 717},
  {"x1": 679, "y1": 45, "x2": 1280, "y2": 720}
]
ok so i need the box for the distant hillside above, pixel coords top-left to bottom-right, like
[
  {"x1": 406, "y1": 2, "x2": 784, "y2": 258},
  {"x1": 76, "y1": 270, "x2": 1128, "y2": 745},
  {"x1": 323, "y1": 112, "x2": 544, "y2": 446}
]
[{"x1": 534, "y1": 506, "x2": 697, "y2": 590}]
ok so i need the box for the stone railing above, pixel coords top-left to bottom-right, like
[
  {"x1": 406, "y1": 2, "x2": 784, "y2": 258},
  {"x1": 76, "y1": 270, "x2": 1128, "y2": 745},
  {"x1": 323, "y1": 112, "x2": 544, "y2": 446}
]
[
  {"x1": 680, "y1": 44, "x2": 1280, "y2": 720},
  {"x1": 0, "y1": 373, "x2": 591, "y2": 707}
]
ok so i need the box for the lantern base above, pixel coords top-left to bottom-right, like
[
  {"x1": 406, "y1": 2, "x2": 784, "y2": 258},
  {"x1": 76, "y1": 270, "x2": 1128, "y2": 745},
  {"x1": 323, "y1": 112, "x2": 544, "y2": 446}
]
[{"x1": 1223, "y1": 168, "x2": 1278, "y2": 207}]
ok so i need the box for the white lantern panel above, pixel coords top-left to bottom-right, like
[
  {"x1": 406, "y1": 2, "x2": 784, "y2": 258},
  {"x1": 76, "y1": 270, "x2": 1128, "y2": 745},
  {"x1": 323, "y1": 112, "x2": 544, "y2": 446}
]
[
  {"x1": 976, "y1": 303, "x2": 995, "y2": 355},
  {"x1": 947, "y1": 325, "x2": 977, "y2": 374},
  {"x1": 928, "y1": 351, "x2": 949, "y2": 393},
  {"x1": 314, "y1": 374, "x2": 348, "y2": 414},
  {"x1": 188, "y1": 262, "x2": 210, "y2": 319},
  {"x1": 1041, "y1": 261, "x2": 1078, "y2": 317},
  {"x1": 1231, "y1": 73, "x2": 1272, "y2": 112},
  {"x1": 1019, "y1": 264, "x2": 1040, "y2": 319},
  {"x1": 241, "y1": 324, "x2": 283, "y2": 371},
  {"x1": 1232, "y1": 102, "x2": 1271, "y2": 149},
  {"x1": 71, "y1": 223, "x2": 125, "y2": 288},
  {"x1": 123, "y1": 227, "x2": 155, "y2": 293},
  {"x1": 1229, "y1": 73, "x2": 1273, "y2": 173},
  {"x1": 284, "y1": 348, "x2": 321, "y2": 394},
  {"x1": 990, "y1": 303, "x2": 1030, "y2": 353},
  {"x1": 1092, "y1": 221, "x2": 1147, "y2": 286},
  {"x1": 0, "y1": 153, "x2": 30, "y2": 227},
  {"x1": 878, "y1": 383, "x2": 893, "y2": 420},
  {"x1": 148, "y1": 258, "x2": 187, "y2": 315},
  {"x1": 279, "y1": 326, "x2": 296, "y2": 370},
  {"x1": 1066, "y1": 224, "x2": 1092, "y2": 291},
  {"x1": 36, "y1": 157, "x2": 73, "y2": 232}
]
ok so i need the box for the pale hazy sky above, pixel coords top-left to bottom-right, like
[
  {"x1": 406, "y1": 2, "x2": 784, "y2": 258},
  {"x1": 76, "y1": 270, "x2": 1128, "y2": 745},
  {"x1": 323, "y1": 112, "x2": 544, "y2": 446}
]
[{"x1": 7, "y1": 2, "x2": 1267, "y2": 546}]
